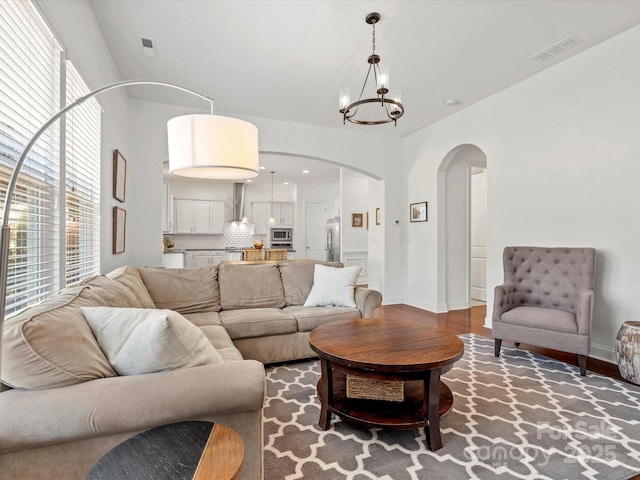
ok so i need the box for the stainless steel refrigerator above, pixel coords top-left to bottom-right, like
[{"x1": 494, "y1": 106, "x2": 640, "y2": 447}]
[{"x1": 326, "y1": 216, "x2": 340, "y2": 261}]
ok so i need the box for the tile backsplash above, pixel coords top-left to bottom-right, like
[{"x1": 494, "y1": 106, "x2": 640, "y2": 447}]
[{"x1": 167, "y1": 222, "x2": 262, "y2": 250}]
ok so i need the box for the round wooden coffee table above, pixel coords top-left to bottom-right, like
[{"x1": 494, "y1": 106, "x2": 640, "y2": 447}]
[
  {"x1": 86, "y1": 421, "x2": 243, "y2": 480},
  {"x1": 309, "y1": 318, "x2": 464, "y2": 451}
]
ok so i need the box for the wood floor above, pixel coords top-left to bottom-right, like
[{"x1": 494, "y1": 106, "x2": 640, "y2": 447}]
[{"x1": 374, "y1": 303, "x2": 627, "y2": 383}]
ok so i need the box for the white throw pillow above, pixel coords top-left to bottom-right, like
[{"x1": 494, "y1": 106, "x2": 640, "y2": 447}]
[
  {"x1": 303, "y1": 264, "x2": 362, "y2": 308},
  {"x1": 81, "y1": 307, "x2": 223, "y2": 376}
]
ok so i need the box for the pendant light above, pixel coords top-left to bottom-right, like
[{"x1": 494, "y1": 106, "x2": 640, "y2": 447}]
[
  {"x1": 339, "y1": 12, "x2": 404, "y2": 126},
  {"x1": 269, "y1": 171, "x2": 275, "y2": 224}
]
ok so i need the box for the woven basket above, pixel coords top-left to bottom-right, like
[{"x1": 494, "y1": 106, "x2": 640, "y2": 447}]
[
  {"x1": 267, "y1": 249, "x2": 287, "y2": 260},
  {"x1": 346, "y1": 375, "x2": 404, "y2": 402},
  {"x1": 243, "y1": 249, "x2": 265, "y2": 261}
]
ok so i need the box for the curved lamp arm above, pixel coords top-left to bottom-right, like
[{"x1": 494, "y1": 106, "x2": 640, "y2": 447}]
[{"x1": 0, "y1": 80, "x2": 213, "y2": 381}]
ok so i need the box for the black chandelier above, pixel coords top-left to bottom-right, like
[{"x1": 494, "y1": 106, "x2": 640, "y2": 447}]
[{"x1": 339, "y1": 12, "x2": 405, "y2": 126}]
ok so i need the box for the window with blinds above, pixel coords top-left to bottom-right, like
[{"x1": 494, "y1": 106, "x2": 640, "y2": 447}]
[
  {"x1": 0, "y1": 0, "x2": 101, "y2": 317},
  {"x1": 65, "y1": 63, "x2": 101, "y2": 285}
]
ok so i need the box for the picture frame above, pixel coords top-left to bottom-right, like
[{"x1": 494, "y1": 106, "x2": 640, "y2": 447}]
[
  {"x1": 375, "y1": 207, "x2": 381, "y2": 225},
  {"x1": 113, "y1": 206, "x2": 126, "y2": 254},
  {"x1": 113, "y1": 149, "x2": 127, "y2": 202},
  {"x1": 410, "y1": 202, "x2": 428, "y2": 222},
  {"x1": 352, "y1": 213, "x2": 363, "y2": 228}
]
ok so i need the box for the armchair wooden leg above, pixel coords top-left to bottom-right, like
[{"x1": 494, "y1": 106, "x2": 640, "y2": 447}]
[
  {"x1": 494, "y1": 339, "x2": 502, "y2": 357},
  {"x1": 578, "y1": 355, "x2": 587, "y2": 376},
  {"x1": 514, "y1": 342, "x2": 521, "y2": 347}
]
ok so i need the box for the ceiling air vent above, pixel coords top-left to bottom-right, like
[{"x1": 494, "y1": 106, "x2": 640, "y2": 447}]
[
  {"x1": 529, "y1": 36, "x2": 583, "y2": 62},
  {"x1": 139, "y1": 37, "x2": 156, "y2": 57}
]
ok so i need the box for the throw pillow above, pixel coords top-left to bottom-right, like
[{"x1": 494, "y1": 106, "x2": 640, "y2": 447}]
[
  {"x1": 303, "y1": 264, "x2": 362, "y2": 308},
  {"x1": 81, "y1": 307, "x2": 223, "y2": 376}
]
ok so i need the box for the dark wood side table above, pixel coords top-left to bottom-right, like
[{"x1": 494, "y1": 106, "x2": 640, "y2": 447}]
[
  {"x1": 309, "y1": 318, "x2": 464, "y2": 451},
  {"x1": 86, "y1": 421, "x2": 244, "y2": 480}
]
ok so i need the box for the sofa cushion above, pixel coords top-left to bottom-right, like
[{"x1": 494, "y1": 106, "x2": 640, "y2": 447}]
[
  {"x1": 181, "y1": 311, "x2": 222, "y2": 327},
  {"x1": 304, "y1": 265, "x2": 362, "y2": 308},
  {"x1": 220, "y1": 308, "x2": 297, "y2": 340},
  {"x1": 105, "y1": 265, "x2": 156, "y2": 308},
  {"x1": 279, "y1": 261, "x2": 343, "y2": 306},
  {"x1": 200, "y1": 325, "x2": 244, "y2": 361},
  {"x1": 80, "y1": 274, "x2": 153, "y2": 309},
  {"x1": 138, "y1": 266, "x2": 220, "y2": 313},
  {"x1": 81, "y1": 307, "x2": 223, "y2": 375},
  {"x1": 501, "y1": 306, "x2": 578, "y2": 333},
  {"x1": 218, "y1": 263, "x2": 285, "y2": 310},
  {"x1": 284, "y1": 305, "x2": 362, "y2": 332},
  {"x1": 1, "y1": 286, "x2": 117, "y2": 390}
]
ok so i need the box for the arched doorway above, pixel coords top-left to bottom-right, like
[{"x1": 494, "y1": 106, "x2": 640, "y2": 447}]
[{"x1": 436, "y1": 144, "x2": 487, "y2": 310}]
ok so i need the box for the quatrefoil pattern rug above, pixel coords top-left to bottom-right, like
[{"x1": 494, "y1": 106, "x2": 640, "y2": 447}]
[{"x1": 263, "y1": 334, "x2": 640, "y2": 480}]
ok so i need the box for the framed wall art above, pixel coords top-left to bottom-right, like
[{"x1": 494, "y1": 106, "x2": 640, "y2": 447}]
[
  {"x1": 113, "y1": 149, "x2": 127, "y2": 202},
  {"x1": 352, "y1": 213, "x2": 363, "y2": 227},
  {"x1": 113, "y1": 206, "x2": 126, "y2": 254},
  {"x1": 410, "y1": 202, "x2": 428, "y2": 222}
]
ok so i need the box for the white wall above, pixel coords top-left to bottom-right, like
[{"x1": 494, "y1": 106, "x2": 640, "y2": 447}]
[
  {"x1": 341, "y1": 171, "x2": 369, "y2": 252},
  {"x1": 404, "y1": 24, "x2": 640, "y2": 362}
]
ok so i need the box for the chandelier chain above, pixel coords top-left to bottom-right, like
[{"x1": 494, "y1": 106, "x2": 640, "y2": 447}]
[{"x1": 372, "y1": 23, "x2": 376, "y2": 56}]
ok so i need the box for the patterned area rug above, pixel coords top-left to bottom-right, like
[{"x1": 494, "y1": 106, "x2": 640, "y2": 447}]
[{"x1": 263, "y1": 334, "x2": 640, "y2": 480}]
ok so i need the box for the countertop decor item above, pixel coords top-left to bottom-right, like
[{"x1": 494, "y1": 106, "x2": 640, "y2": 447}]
[
  {"x1": 338, "y1": 12, "x2": 404, "y2": 126},
  {"x1": 163, "y1": 235, "x2": 175, "y2": 252}
]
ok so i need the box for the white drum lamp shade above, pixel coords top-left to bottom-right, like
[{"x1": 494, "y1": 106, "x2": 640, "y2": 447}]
[{"x1": 167, "y1": 114, "x2": 259, "y2": 180}]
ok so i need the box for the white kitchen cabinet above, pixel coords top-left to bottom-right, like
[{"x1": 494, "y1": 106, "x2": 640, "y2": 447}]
[
  {"x1": 162, "y1": 183, "x2": 173, "y2": 233},
  {"x1": 185, "y1": 251, "x2": 225, "y2": 268},
  {"x1": 270, "y1": 202, "x2": 294, "y2": 226},
  {"x1": 192, "y1": 201, "x2": 211, "y2": 233},
  {"x1": 184, "y1": 252, "x2": 196, "y2": 269},
  {"x1": 174, "y1": 199, "x2": 225, "y2": 234},
  {"x1": 162, "y1": 252, "x2": 184, "y2": 268},
  {"x1": 225, "y1": 251, "x2": 243, "y2": 261},
  {"x1": 252, "y1": 202, "x2": 268, "y2": 235},
  {"x1": 286, "y1": 251, "x2": 296, "y2": 260}
]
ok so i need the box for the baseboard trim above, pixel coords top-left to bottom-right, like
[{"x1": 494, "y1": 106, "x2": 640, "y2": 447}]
[{"x1": 590, "y1": 343, "x2": 616, "y2": 364}]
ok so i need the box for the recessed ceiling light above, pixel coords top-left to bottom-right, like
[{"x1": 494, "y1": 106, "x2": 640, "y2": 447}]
[
  {"x1": 283, "y1": 182, "x2": 289, "y2": 185},
  {"x1": 444, "y1": 99, "x2": 459, "y2": 106},
  {"x1": 259, "y1": 166, "x2": 266, "y2": 170},
  {"x1": 246, "y1": 179, "x2": 252, "y2": 183},
  {"x1": 302, "y1": 170, "x2": 309, "y2": 174}
]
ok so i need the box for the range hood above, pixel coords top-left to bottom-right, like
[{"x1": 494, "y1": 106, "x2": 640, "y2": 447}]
[{"x1": 231, "y1": 182, "x2": 247, "y2": 223}]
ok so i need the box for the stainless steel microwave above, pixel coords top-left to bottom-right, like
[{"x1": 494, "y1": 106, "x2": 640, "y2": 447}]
[{"x1": 271, "y1": 227, "x2": 292, "y2": 242}]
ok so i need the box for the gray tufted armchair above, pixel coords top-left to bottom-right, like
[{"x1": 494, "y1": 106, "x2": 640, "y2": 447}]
[{"x1": 493, "y1": 246, "x2": 596, "y2": 376}]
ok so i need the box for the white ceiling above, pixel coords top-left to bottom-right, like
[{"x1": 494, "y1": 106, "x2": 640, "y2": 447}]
[{"x1": 90, "y1": 0, "x2": 640, "y2": 185}]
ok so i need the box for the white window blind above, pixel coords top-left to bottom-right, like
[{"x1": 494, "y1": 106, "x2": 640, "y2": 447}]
[
  {"x1": 0, "y1": 0, "x2": 61, "y2": 316},
  {"x1": 0, "y1": 0, "x2": 102, "y2": 317},
  {"x1": 65, "y1": 62, "x2": 101, "y2": 285}
]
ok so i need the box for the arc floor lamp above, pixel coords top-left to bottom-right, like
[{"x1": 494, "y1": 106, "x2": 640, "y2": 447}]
[{"x1": 0, "y1": 80, "x2": 260, "y2": 378}]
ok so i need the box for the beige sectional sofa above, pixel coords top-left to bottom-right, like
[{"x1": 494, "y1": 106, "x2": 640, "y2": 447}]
[{"x1": 0, "y1": 260, "x2": 382, "y2": 480}]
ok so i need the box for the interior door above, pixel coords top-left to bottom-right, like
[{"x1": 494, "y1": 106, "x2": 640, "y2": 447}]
[
  {"x1": 305, "y1": 202, "x2": 327, "y2": 260},
  {"x1": 470, "y1": 170, "x2": 487, "y2": 301}
]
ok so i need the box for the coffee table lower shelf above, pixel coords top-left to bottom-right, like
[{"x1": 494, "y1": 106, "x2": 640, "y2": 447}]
[{"x1": 319, "y1": 373, "x2": 454, "y2": 430}]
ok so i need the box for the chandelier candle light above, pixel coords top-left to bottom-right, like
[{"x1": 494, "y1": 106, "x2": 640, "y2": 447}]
[{"x1": 339, "y1": 12, "x2": 405, "y2": 126}]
